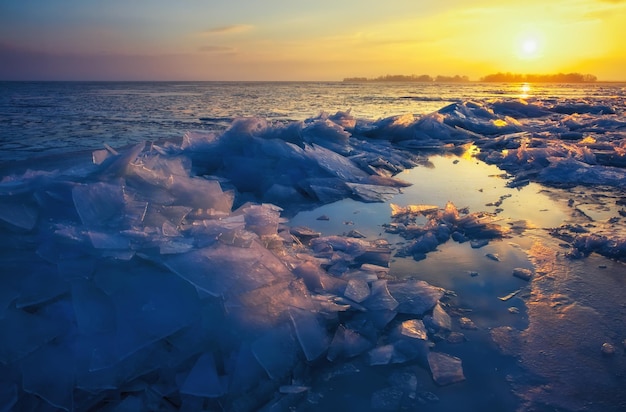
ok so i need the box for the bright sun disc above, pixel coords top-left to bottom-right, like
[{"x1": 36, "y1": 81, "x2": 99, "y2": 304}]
[{"x1": 522, "y1": 39, "x2": 537, "y2": 55}]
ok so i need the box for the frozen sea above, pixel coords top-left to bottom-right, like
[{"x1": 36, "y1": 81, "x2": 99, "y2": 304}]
[{"x1": 1, "y1": 81, "x2": 626, "y2": 412}]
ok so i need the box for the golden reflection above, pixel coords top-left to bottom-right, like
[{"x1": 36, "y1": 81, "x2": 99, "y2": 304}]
[
  {"x1": 461, "y1": 144, "x2": 480, "y2": 161},
  {"x1": 520, "y1": 83, "x2": 531, "y2": 99}
]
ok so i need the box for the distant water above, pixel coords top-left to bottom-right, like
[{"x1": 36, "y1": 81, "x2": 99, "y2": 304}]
[{"x1": 2, "y1": 81, "x2": 624, "y2": 162}]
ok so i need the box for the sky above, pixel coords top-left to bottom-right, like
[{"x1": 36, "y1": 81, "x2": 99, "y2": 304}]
[{"x1": 1, "y1": 0, "x2": 625, "y2": 81}]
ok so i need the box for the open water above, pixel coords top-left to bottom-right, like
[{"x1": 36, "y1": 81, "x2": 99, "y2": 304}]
[{"x1": 2, "y1": 81, "x2": 624, "y2": 161}]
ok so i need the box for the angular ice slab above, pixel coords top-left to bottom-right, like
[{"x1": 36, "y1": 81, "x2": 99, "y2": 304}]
[
  {"x1": 252, "y1": 324, "x2": 298, "y2": 380},
  {"x1": 427, "y1": 352, "x2": 466, "y2": 386},
  {"x1": 304, "y1": 144, "x2": 368, "y2": 183},
  {"x1": 0, "y1": 308, "x2": 64, "y2": 364},
  {"x1": 72, "y1": 182, "x2": 125, "y2": 227},
  {"x1": 327, "y1": 324, "x2": 373, "y2": 361},
  {"x1": 388, "y1": 280, "x2": 445, "y2": 315},
  {"x1": 363, "y1": 280, "x2": 399, "y2": 312},
  {"x1": 180, "y1": 352, "x2": 225, "y2": 398},
  {"x1": 164, "y1": 240, "x2": 291, "y2": 297},
  {"x1": 343, "y1": 278, "x2": 370, "y2": 303},
  {"x1": 289, "y1": 307, "x2": 330, "y2": 361},
  {"x1": 0, "y1": 198, "x2": 38, "y2": 231},
  {"x1": 21, "y1": 343, "x2": 74, "y2": 411},
  {"x1": 424, "y1": 303, "x2": 452, "y2": 333}
]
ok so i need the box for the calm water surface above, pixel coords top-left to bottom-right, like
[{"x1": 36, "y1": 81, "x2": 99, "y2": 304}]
[{"x1": 2, "y1": 81, "x2": 624, "y2": 161}]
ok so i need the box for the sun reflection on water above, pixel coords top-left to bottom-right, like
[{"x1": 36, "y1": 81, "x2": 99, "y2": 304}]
[{"x1": 520, "y1": 83, "x2": 531, "y2": 98}]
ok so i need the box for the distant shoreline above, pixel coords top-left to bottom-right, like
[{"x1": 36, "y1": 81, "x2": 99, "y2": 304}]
[{"x1": 343, "y1": 72, "x2": 599, "y2": 83}]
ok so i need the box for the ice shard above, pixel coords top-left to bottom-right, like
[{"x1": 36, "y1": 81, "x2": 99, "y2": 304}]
[
  {"x1": 180, "y1": 352, "x2": 225, "y2": 398},
  {"x1": 252, "y1": 324, "x2": 298, "y2": 380},
  {"x1": 427, "y1": 352, "x2": 466, "y2": 386},
  {"x1": 72, "y1": 182, "x2": 125, "y2": 227},
  {"x1": 387, "y1": 279, "x2": 444, "y2": 316},
  {"x1": 289, "y1": 307, "x2": 330, "y2": 361}
]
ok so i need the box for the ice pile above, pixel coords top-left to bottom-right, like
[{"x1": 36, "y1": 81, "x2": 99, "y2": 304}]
[
  {"x1": 179, "y1": 113, "x2": 415, "y2": 213},
  {"x1": 1, "y1": 95, "x2": 624, "y2": 410},
  {"x1": 0, "y1": 136, "x2": 464, "y2": 411},
  {"x1": 386, "y1": 201, "x2": 509, "y2": 260},
  {"x1": 357, "y1": 100, "x2": 626, "y2": 189}
]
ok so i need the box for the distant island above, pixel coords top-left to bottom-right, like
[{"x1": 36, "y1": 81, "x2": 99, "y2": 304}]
[
  {"x1": 343, "y1": 72, "x2": 597, "y2": 83},
  {"x1": 343, "y1": 74, "x2": 469, "y2": 83},
  {"x1": 479, "y1": 72, "x2": 597, "y2": 83}
]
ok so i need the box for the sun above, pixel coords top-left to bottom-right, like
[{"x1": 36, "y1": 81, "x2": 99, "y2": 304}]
[
  {"x1": 515, "y1": 30, "x2": 544, "y2": 60},
  {"x1": 521, "y1": 38, "x2": 538, "y2": 56}
]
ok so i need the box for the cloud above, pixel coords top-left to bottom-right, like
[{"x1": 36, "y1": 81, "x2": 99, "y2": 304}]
[
  {"x1": 203, "y1": 24, "x2": 253, "y2": 35},
  {"x1": 198, "y1": 45, "x2": 236, "y2": 53}
]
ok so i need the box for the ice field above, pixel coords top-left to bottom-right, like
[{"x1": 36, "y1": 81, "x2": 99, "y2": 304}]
[{"x1": 1, "y1": 82, "x2": 626, "y2": 411}]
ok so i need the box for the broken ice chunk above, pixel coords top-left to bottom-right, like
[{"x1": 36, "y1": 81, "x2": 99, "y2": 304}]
[
  {"x1": 21, "y1": 343, "x2": 74, "y2": 411},
  {"x1": 423, "y1": 303, "x2": 452, "y2": 333},
  {"x1": 368, "y1": 344, "x2": 395, "y2": 366},
  {"x1": 0, "y1": 308, "x2": 64, "y2": 364},
  {"x1": 363, "y1": 280, "x2": 399, "y2": 311},
  {"x1": 89, "y1": 267, "x2": 200, "y2": 369},
  {"x1": 71, "y1": 279, "x2": 115, "y2": 335},
  {"x1": 72, "y1": 182, "x2": 125, "y2": 227},
  {"x1": 293, "y1": 261, "x2": 346, "y2": 295},
  {"x1": 343, "y1": 278, "x2": 370, "y2": 303},
  {"x1": 15, "y1": 264, "x2": 68, "y2": 309},
  {"x1": 169, "y1": 175, "x2": 234, "y2": 213},
  {"x1": 289, "y1": 226, "x2": 321, "y2": 244},
  {"x1": 164, "y1": 240, "x2": 291, "y2": 297},
  {"x1": 394, "y1": 319, "x2": 428, "y2": 341},
  {"x1": 355, "y1": 240, "x2": 392, "y2": 266},
  {"x1": 512, "y1": 267, "x2": 533, "y2": 281},
  {"x1": 96, "y1": 142, "x2": 144, "y2": 178},
  {"x1": 251, "y1": 324, "x2": 298, "y2": 380},
  {"x1": 458, "y1": 317, "x2": 477, "y2": 330},
  {"x1": 243, "y1": 204, "x2": 281, "y2": 237},
  {"x1": 87, "y1": 231, "x2": 131, "y2": 250},
  {"x1": 327, "y1": 324, "x2": 373, "y2": 361},
  {"x1": 181, "y1": 352, "x2": 225, "y2": 398},
  {"x1": 346, "y1": 182, "x2": 400, "y2": 202},
  {"x1": 227, "y1": 343, "x2": 267, "y2": 393},
  {"x1": 390, "y1": 203, "x2": 439, "y2": 217},
  {"x1": 304, "y1": 144, "x2": 369, "y2": 182},
  {"x1": 289, "y1": 307, "x2": 330, "y2": 361},
  {"x1": 0, "y1": 197, "x2": 38, "y2": 231},
  {"x1": 427, "y1": 352, "x2": 466, "y2": 386},
  {"x1": 122, "y1": 198, "x2": 148, "y2": 226},
  {"x1": 387, "y1": 280, "x2": 444, "y2": 316},
  {"x1": 304, "y1": 178, "x2": 352, "y2": 203},
  {"x1": 143, "y1": 205, "x2": 192, "y2": 228}
]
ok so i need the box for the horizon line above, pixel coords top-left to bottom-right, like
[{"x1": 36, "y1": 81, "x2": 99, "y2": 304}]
[{"x1": 2, "y1": 79, "x2": 626, "y2": 83}]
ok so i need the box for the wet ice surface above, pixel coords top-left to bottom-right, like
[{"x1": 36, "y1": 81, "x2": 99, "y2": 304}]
[{"x1": 1, "y1": 96, "x2": 626, "y2": 411}]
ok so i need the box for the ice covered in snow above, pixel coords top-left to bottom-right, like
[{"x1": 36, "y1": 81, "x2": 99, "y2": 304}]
[{"x1": 1, "y1": 93, "x2": 625, "y2": 410}]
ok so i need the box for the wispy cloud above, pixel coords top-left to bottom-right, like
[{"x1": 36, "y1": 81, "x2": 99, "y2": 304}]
[
  {"x1": 198, "y1": 45, "x2": 237, "y2": 53},
  {"x1": 203, "y1": 24, "x2": 253, "y2": 35}
]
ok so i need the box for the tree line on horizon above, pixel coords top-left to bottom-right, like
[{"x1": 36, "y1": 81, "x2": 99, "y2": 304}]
[
  {"x1": 343, "y1": 72, "x2": 597, "y2": 83},
  {"x1": 479, "y1": 72, "x2": 597, "y2": 83},
  {"x1": 343, "y1": 74, "x2": 470, "y2": 83}
]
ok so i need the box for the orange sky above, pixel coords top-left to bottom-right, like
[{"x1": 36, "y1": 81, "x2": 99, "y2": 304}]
[{"x1": 1, "y1": 0, "x2": 624, "y2": 81}]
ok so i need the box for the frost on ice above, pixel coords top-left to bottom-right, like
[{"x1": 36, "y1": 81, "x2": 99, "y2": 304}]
[{"x1": 1, "y1": 96, "x2": 625, "y2": 410}]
